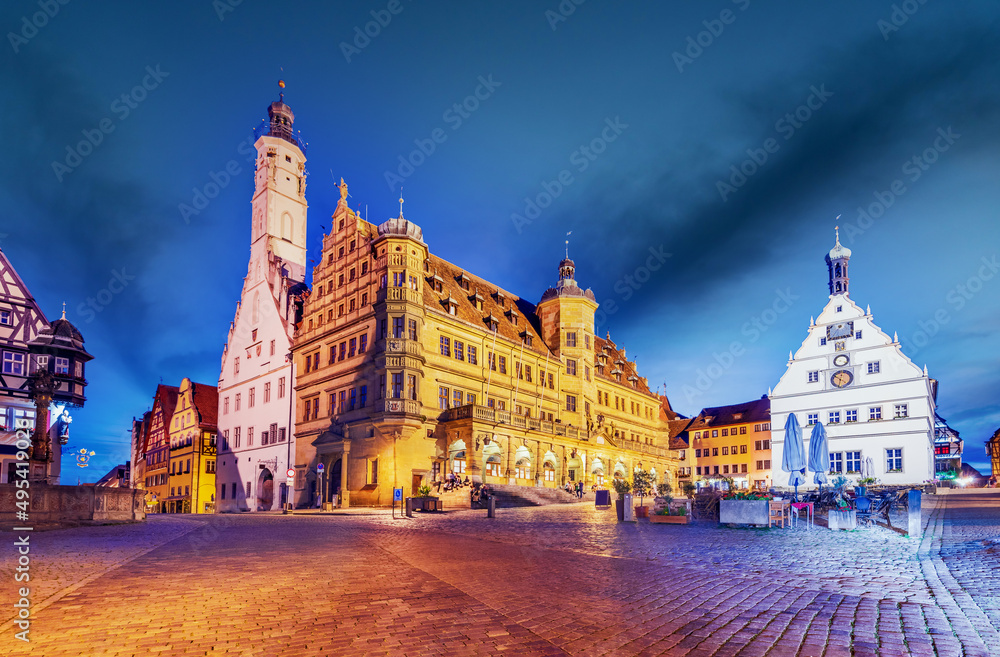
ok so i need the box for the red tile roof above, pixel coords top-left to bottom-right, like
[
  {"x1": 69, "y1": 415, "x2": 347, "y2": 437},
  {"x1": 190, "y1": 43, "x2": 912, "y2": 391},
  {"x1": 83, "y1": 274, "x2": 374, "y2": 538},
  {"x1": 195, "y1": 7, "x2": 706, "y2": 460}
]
[
  {"x1": 687, "y1": 397, "x2": 771, "y2": 431},
  {"x1": 191, "y1": 382, "x2": 218, "y2": 430}
]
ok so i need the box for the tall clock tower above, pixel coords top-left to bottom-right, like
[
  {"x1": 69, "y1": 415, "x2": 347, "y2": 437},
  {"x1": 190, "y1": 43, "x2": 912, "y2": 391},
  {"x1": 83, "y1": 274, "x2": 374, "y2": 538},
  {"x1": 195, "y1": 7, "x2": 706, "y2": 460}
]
[
  {"x1": 216, "y1": 90, "x2": 309, "y2": 513},
  {"x1": 769, "y1": 229, "x2": 935, "y2": 486}
]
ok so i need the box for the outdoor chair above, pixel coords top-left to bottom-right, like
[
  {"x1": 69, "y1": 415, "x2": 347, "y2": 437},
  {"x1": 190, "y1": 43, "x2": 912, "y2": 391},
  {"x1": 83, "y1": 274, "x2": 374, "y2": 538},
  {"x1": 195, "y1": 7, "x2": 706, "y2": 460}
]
[
  {"x1": 854, "y1": 496, "x2": 873, "y2": 526},
  {"x1": 768, "y1": 501, "x2": 788, "y2": 528}
]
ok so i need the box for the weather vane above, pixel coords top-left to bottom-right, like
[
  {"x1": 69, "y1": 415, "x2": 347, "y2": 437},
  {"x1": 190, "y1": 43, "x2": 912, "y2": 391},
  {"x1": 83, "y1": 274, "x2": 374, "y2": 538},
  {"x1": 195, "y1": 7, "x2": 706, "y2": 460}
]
[{"x1": 565, "y1": 230, "x2": 572, "y2": 259}]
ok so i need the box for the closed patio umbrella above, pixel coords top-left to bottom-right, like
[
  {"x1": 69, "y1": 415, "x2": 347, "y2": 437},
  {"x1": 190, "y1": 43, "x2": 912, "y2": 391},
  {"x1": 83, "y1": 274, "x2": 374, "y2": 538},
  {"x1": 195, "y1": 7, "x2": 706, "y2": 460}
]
[
  {"x1": 782, "y1": 413, "x2": 807, "y2": 500},
  {"x1": 808, "y1": 422, "x2": 830, "y2": 491}
]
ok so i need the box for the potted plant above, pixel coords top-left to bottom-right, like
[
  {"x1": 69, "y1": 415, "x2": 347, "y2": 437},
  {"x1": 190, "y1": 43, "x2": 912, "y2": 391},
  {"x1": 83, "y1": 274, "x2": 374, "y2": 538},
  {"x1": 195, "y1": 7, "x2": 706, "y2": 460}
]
[
  {"x1": 682, "y1": 481, "x2": 697, "y2": 498},
  {"x1": 612, "y1": 477, "x2": 632, "y2": 522},
  {"x1": 632, "y1": 469, "x2": 654, "y2": 518},
  {"x1": 415, "y1": 484, "x2": 439, "y2": 511}
]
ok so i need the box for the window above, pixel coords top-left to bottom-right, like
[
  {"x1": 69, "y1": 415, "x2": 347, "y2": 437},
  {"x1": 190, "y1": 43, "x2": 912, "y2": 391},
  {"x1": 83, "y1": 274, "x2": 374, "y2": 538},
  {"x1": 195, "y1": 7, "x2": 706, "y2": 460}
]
[
  {"x1": 369, "y1": 458, "x2": 379, "y2": 485},
  {"x1": 303, "y1": 399, "x2": 311, "y2": 421},
  {"x1": 234, "y1": 427, "x2": 241, "y2": 448},
  {"x1": 453, "y1": 389, "x2": 462, "y2": 408},
  {"x1": 379, "y1": 319, "x2": 387, "y2": 339},
  {"x1": 548, "y1": 373, "x2": 554, "y2": 389},
  {"x1": 391, "y1": 373, "x2": 403, "y2": 398},
  {"x1": 224, "y1": 397, "x2": 230, "y2": 415},
  {"x1": 845, "y1": 451, "x2": 862, "y2": 473},
  {"x1": 845, "y1": 409, "x2": 858, "y2": 423},
  {"x1": 486, "y1": 462, "x2": 500, "y2": 477},
  {"x1": 234, "y1": 357, "x2": 240, "y2": 375},
  {"x1": 819, "y1": 337, "x2": 827, "y2": 346},
  {"x1": 894, "y1": 404, "x2": 908, "y2": 418},
  {"x1": 712, "y1": 448, "x2": 719, "y2": 456},
  {"x1": 741, "y1": 464, "x2": 748, "y2": 474},
  {"x1": 359, "y1": 334, "x2": 368, "y2": 352},
  {"x1": 379, "y1": 374, "x2": 386, "y2": 399},
  {"x1": 567, "y1": 359, "x2": 577, "y2": 376},
  {"x1": 468, "y1": 346, "x2": 477, "y2": 365},
  {"x1": 270, "y1": 340, "x2": 276, "y2": 356},
  {"x1": 829, "y1": 452, "x2": 843, "y2": 473},
  {"x1": 584, "y1": 366, "x2": 590, "y2": 381},
  {"x1": 206, "y1": 460, "x2": 216, "y2": 474},
  {"x1": 868, "y1": 361, "x2": 880, "y2": 374},
  {"x1": 349, "y1": 338, "x2": 357, "y2": 358},
  {"x1": 235, "y1": 393, "x2": 241, "y2": 412},
  {"x1": 440, "y1": 336, "x2": 450, "y2": 357},
  {"x1": 278, "y1": 377, "x2": 286, "y2": 399},
  {"x1": 338, "y1": 304, "x2": 344, "y2": 317},
  {"x1": 713, "y1": 466, "x2": 719, "y2": 475},
  {"x1": 836, "y1": 305, "x2": 843, "y2": 312},
  {"x1": 248, "y1": 387, "x2": 255, "y2": 408},
  {"x1": 808, "y1": 371, "x2": 819, "y2": 383},
  {"x1": 721, "y1": 429, "x2": 728, "y2": 437},
  {"x1": 711, "y1": 430, "x2": 718, "y2": 438},
  {"x1": 439, "y1": 387, "x2": 449, "y2": 410},
  {"x1": 566, "y1": 332, "x2": 577, "y2": 347},
  {"x1": 855, "y1": 331, "x2": 862, "y2": 339},
  {"x1": 361, "y1": 292, "x2": 368, "y2": 306},
  {"x1": 723, "y1": 465, "x2": 730, "y2": 474},
  {"x1": 54, "y1": 357, "x2": 69, "y2": 374},
  {"x1": 869, "y1": 407, "x2": 882, "y2": 421},
  {"x1": 566, "y1": 395, "x2": 577, "y2": 412},
  {"x1": 393, "y1": 317, "x2": 405, "y2": 339},
  {"x1": 467, "y1": 392, "x2": 476, "y2": 406},
  {"x1": 349, "y1": 388, "x2": 357, "y2": 410},
  {"x1": 695, "y1": 449, "x2": 701, "y2": 458},
  {"x1": 0, "y1": 310, "x2": 9, "y2": 325},
  {"x1": 886, "y1": 448, "x2": 902, "y2": 472},
  {"x1": 829, "y1": 411, "x2": 840, "y2": 424},
  {"x1": 696, "y1": 466, "x2": 702, "y2": 475},
  {"x1": 454, "y1": 341, "x2": 464, "y2": 361},
  {"x1": 499, "y1": 356, "x2": 506, "y2": 374},
  {"x1": 722, "y1": 446, "x2": 729, "y2": 455},
  {"x1": 808, "y1": 413, "x2": 818, "y2": 425},
  {"x1": 339, "y1": 342, "x2": 347, "y2": 360},
  {"x1": 406, "y1": 375, "x2": 417, "y2": 400},
  {"x1": 359, "y1": 385, "x2": 368, "y2": 407},
  {"x1": 740, "y1": 445, "x2": 747, "y2": 454},
  {"x1": 407, "y1": 319, "x2": 417, "y2": 341}
]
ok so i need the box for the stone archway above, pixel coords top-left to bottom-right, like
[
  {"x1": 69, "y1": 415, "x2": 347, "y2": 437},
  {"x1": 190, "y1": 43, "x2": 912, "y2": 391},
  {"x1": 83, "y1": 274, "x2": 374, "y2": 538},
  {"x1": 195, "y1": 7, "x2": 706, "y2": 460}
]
[
  {"x1": 257, "y1": 469, "x2": 274, "y2": 511},
  {"x1": 327, "y1": 458, "x2": 342, "y2": 502}
]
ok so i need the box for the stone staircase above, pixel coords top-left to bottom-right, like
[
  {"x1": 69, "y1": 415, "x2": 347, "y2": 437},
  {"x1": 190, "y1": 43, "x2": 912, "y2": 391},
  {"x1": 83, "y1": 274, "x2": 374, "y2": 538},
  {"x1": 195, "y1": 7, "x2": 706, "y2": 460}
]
[{"x1": 434, "y1": 484, "x2": 583, "y2": 509}]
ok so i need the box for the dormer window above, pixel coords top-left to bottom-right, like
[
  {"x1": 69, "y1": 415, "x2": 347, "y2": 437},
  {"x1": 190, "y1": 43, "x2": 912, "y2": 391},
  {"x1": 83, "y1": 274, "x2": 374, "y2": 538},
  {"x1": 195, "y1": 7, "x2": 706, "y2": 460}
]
[
  {"x1": 495, "y1": 291, "x2": 506, "y2": 308},
  {"x1": 485, "y1": 314, "x2": 499, "y2": 332},
  {"x1": 428, "y1": 272, "x2": 444, "y2": 293},
  {"x1": 443, "y1": 295, "x2": 459, "y2": 315},
  {"x1": 521, "y1": 332, "x2": 532, "y2": 347},
  {"x1": 457, "y1": 273, "x2": 471, "y2": 291},
  {"x1": 506, "y1": 309, "x2": 518, "y2": 326},
  {"x1": 470, "y1": 292, "x2": 484, "y2": 311}
]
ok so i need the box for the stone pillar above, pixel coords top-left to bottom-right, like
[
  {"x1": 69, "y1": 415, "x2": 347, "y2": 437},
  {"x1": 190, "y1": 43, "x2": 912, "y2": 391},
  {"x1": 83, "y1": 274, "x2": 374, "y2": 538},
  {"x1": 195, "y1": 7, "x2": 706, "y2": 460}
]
[
  {"x1": 340, "y1": 440, "x2": 351, "y2": 508},
  {"x1": 561, "y1": 445, "x2": 569, "y2": 485},
  {"x1": 466, "y1": 432, "x2": 479, "y2": 477},
  {"x1": 907, "y1": 489, "x2": 922, "y2": 538},
  {"x1": 506, "y1": 435, "x2": 515, "y2": 484}
]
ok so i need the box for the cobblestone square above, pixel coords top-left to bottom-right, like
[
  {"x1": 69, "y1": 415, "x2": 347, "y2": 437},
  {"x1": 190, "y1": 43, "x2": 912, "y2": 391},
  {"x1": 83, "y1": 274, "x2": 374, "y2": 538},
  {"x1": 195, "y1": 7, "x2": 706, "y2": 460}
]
[{"x1": 4, "y1": 492, "x2": 1000, "y2": 656}]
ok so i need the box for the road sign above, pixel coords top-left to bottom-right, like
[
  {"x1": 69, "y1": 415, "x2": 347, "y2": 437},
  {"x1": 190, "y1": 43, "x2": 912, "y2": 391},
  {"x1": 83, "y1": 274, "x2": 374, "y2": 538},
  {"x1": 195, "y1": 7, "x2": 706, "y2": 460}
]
[
  {"x1": 286, "y1": 468, "x2": 295, "y2": 479},
  {"x1": 317, "y1": 463, "x2": 324, "y2": 471},
  {"x1": 393, "y1": 487, "x2": 403, "y2": 502}
]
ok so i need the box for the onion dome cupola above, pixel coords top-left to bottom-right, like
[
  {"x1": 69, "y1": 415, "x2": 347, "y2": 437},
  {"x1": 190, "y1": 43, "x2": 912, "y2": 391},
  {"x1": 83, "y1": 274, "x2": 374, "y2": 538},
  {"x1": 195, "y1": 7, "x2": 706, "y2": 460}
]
[
  {"x1": 825, "y1": 225, "x2": 852, "y2": 296},
  {"x1": 376, "y1": 194, "x2": 425, "y2": 244},
  {"x1": 540, "y1": 256, "x2": 597, "y2": 303},
  {"x1": 27, "y1": 304, "x2": 94, "y2": 407}
]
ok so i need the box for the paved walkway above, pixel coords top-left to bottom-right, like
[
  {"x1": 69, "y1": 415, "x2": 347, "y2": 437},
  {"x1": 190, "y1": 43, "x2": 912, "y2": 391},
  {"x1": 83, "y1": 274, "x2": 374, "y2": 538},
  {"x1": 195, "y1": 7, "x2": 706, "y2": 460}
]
[{"x1": 2, "y1": 492, "x2": 999, "y2": 656}]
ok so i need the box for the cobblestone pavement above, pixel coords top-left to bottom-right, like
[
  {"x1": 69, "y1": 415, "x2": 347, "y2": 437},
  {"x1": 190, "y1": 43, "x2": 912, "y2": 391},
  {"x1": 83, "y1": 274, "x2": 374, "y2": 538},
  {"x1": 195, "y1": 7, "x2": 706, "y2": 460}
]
[{"x1": 3, "y1": 492, "x2": 1000, "y2": 656}]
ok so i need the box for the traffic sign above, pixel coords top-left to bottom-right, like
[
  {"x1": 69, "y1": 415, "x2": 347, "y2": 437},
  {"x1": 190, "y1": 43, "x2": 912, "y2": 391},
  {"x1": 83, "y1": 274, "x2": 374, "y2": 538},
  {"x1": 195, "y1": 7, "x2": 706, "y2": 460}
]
[
  {"x1": 393, "y1": 487, "x2": 403, "y2": 502},
  {"x1": 286, "y1": 468, "x2": 295, "y2": 478},
  {"x1": 317, "y1": 462, "x2": 324, "y2": 471}
]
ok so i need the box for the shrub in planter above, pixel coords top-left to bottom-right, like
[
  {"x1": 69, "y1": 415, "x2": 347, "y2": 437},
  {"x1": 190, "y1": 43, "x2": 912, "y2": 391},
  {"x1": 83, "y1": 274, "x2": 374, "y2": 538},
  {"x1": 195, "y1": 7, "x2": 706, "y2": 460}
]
[
  {"x1": 417, "y1": 485, "x2": 433, "y2": 497},
  {"x1": 612, "y1": 478, "x2": 632, "y2": 521},
  {"x1": 632, "y1": 469, "x2": 654, "y2": 518}
]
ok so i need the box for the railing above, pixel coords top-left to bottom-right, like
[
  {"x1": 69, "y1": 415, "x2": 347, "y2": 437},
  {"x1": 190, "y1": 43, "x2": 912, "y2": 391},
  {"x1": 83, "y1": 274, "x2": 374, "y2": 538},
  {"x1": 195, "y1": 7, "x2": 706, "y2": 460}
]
[
  {"x1": 441, "y1": 404, "x2": 583, "y2": 440},
  {"x1": 379, "y1": 399, "x2": 423, "y2": 415},
  {"x1": 384, "y1": 338, "x2": 423, "y2": 358},
  {"x1": 253, "y1": 121, "x2": 307, "y2": 156}
]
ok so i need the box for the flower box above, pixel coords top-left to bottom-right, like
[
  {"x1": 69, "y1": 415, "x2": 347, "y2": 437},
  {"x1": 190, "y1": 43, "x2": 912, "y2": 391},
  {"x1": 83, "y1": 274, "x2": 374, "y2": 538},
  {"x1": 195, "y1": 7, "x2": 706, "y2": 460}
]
[
  {"x1": 719, "y1": 499, "x2": 770, "y2": 526},
  {"x1": 649, "y1": 513, "x2": 689, "y2": 524},
  {"x1": 634, "y1": 505, "x2": 649, "y2": 518}
]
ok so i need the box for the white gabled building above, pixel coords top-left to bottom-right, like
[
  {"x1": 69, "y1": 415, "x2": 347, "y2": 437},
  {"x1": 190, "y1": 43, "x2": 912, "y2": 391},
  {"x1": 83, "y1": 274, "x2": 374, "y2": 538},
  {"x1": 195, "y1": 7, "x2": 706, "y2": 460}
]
[
  {"x1": 770, "y1": 230, "x2": 935, "y2": 487},
  {"x1": 216, "y1": 93, "x2": 309, "y2": 512}
]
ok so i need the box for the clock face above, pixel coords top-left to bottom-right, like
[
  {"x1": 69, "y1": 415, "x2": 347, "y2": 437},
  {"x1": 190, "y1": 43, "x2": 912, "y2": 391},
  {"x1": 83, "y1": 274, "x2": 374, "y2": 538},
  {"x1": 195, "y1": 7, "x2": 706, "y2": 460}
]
[
  {"x1": 834, "y1": 354, "x2": 850, "y2": 367},
  {"x1": 831, "y1": 370, "x2": 854, "y2": 388},
  {"x1": 827, "y1": 321, "x2": 854, "y2": 339}
]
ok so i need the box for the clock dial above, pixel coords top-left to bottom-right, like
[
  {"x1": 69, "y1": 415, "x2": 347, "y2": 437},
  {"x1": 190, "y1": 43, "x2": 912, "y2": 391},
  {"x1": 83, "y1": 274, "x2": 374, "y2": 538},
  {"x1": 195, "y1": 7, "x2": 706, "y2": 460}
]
[
  {"x1": 834, "y1": 354, "x2": 850, "y2": 367},
  {"x1": 831, "y1": 370, "x2": 854, "y2": 388}
]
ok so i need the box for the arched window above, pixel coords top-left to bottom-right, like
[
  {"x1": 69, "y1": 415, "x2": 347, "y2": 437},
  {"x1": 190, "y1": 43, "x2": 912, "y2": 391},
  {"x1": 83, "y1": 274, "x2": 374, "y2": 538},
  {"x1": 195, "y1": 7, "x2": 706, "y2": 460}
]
[
  {"x1": 835, "y1": 282, "x2": 842, "y2": 293},
  {"x1": 835, "y1": 263, "x2": 842, "y2": 278},
  {"x1": 281, "y1": 213, "x2": 292, "y2": 241},
  {"x1": 252, "y1": 292, "x2": 260, "y2": 324}
]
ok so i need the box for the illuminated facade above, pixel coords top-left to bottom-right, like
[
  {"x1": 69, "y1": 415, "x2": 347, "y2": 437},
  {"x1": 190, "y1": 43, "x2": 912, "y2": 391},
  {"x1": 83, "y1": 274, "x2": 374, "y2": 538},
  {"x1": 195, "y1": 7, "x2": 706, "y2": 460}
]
[
  {"x1": 290, "y1": 190, "x2": 681, "y2": 507},
  {"x1": 688, "y1": 398, "x2": 771, "y2": 490},
  {"x1": 165, "y1": 378, "x2": 217, "y2": 514}
]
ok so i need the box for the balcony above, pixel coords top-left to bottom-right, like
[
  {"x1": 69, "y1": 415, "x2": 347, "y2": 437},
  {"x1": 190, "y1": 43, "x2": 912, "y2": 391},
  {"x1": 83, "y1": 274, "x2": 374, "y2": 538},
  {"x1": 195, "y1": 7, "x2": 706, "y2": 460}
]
[
  {"x1": 376, "y1": 286, "x2": 422, "y2": 305},
  {"x1": 384, "y1": 338, "x2": 423, "y2": 358}
]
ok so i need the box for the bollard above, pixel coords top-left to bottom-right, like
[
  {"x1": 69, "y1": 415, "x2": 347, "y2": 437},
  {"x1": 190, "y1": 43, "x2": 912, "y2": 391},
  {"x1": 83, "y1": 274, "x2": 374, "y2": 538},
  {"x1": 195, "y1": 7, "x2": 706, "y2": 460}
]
[
  {"x1": 907, "y1": 489, "x2": 922, "y2": 538},
  {"x1": 487, "y1": 497, "x2": 495, "y2": 518},
  {"x1": 405, "y1": 497, "x2": 414, "y2": 518}
]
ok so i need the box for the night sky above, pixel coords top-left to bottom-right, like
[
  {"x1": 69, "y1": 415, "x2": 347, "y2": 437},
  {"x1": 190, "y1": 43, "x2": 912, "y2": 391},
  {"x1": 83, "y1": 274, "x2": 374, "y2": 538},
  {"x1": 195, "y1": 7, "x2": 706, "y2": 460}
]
[{"x1": 2, "y1": 1, "x2": 998, "y2": 480}]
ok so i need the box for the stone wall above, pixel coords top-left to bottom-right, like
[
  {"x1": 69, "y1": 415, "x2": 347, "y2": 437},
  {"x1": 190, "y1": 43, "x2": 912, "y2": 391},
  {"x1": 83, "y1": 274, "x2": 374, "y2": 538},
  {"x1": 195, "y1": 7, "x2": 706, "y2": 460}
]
[{"x1": 0, "y1": 484, "x2": 146, "y2": 525}]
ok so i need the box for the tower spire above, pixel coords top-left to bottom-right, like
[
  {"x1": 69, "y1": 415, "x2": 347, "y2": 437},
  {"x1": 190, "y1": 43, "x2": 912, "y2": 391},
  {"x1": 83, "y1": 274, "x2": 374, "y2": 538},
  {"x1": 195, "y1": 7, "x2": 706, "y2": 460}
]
[
  {"x1": 825, "y1": 220, "x2": 852, "y2": 297},
  {"x1": 398, "y1": 188, "x2": 404, "y2": 218}
]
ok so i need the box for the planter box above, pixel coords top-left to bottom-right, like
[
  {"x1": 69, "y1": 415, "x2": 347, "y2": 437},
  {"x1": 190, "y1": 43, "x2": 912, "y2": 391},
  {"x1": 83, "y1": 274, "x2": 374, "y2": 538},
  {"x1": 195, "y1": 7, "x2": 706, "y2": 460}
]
[
  {"x1": 719, "y1": 499, "x2": 770, "y2": 526},
  {"x1": 413, "y1": 496, "x2": 440, "y2": 512},
  {"x1": 828, "y1": 509, "x2": 857, "y2": 530},
  {"x1": 634, "y1": 505, "x2": 649, "y2": 518},
  {"x1": 649, "y1": 514, "x2": 689, "y2": 524}
]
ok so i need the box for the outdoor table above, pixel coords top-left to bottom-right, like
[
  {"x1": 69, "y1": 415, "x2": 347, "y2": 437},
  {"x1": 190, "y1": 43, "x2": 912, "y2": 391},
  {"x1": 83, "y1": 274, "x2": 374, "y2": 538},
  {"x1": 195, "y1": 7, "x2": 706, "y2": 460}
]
[{"x1": 790, "y1": 501, "x2": 814, "y2": 529}]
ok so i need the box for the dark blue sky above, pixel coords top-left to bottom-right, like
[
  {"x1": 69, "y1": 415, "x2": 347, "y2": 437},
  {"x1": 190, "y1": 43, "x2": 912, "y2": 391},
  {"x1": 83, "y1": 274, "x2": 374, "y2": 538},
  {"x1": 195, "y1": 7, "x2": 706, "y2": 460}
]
[{"x1": 2, "y1": 1, "x2": 998, "y2": 480}]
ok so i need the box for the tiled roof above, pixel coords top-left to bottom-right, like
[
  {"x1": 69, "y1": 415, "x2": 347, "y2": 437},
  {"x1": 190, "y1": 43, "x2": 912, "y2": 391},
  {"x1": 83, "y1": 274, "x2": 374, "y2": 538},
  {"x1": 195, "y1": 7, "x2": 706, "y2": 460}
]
[
  {"x1": 192, "y1": 382, "x2": 219, "y2": 429},
  {"x1": 593, "y1": 336, "x2": 656, "y2": 398},
  {"x1": 154, "y1": 384, "x2": 180, "y2": 426},
  {"x1": 687, "y1": 397, "x2": 771, "y2": 431},
  {"x1": 666, "y1": 418, "x2": 694, "y2": 450},
  {"x1": 422, "y1": 254, "x2": 554, "y2": 358}
]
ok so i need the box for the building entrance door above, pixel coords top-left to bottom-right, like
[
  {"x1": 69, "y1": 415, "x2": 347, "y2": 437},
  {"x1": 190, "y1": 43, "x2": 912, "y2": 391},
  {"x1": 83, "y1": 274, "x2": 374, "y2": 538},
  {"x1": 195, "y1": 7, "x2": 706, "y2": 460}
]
[
  {"x1": 328, "y1": 459, "x2": 342, "y2": 502},
  {"x1": 411, "y1": 474, "x2": 423, "y2": 497},
  {"x1": 257, "y1": 469, "x2": 274, "y2": 510}
]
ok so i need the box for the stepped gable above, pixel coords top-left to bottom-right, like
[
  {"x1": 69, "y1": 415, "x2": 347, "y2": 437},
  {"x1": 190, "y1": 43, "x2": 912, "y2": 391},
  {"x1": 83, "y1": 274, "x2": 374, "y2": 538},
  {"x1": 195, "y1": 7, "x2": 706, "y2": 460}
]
[{"x1": 421, "y1": 253, "x2": 555, "y2": 358}]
